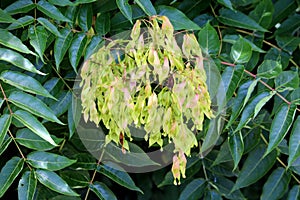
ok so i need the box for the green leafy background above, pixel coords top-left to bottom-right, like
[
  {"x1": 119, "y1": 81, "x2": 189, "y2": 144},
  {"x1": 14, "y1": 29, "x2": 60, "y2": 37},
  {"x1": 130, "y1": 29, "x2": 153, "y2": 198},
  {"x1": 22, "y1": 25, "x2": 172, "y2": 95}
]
[{"x1": 0, "y1": 0, "x2": 299, "y2": 199}]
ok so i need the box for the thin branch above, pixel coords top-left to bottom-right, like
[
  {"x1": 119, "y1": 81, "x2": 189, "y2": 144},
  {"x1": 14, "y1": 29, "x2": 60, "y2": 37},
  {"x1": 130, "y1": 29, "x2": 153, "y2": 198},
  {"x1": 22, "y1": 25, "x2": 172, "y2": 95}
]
[
  {"x1": 43, "y1": 55, "x2": 75, "y2": 97},
  {"x1": 0, "y1": 83, "x2": 13, "y2": 115},
  {"x1": 263, "y1": 40, "x2": 282, "y2": 51},
  {"x1": 34, "y1": 0, "x2": 37, "y2": 24},
  {"x1": 84, "y1": 147, "x2": 106, "y2": 200},
  {"x1": 198, "y1": 141, "x2": 209, "y2": 181},
  {"x1": 290, "y1": 59, "x2": 300, "y2": 69},
  {"x1": 0, "y1": 83, "x2": 31, "y2": 169},
  {"x1": 218, "y1": 26, "x2": 299, "y2": 69},
  {"x1": 220, "y1": 61, "x2": 300, "y2": 112},
  {"x1": 260, "y1": 133, "x2": 300, "y2": 185}
]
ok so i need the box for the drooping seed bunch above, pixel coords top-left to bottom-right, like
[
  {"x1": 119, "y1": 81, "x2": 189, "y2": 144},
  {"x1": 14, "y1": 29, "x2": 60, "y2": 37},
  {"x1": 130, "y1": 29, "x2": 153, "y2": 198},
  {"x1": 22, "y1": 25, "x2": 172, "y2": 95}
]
[{"x1": 80, "y1": 16, "x2": 214, "y2": 185}]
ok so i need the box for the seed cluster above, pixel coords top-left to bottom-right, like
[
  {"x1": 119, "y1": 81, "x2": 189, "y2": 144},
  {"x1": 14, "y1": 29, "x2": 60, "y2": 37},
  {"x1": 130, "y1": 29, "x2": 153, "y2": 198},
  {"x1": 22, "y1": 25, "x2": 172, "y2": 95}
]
[{"x1": 80, "y1": 16, "x2": 214, "y2": 184}]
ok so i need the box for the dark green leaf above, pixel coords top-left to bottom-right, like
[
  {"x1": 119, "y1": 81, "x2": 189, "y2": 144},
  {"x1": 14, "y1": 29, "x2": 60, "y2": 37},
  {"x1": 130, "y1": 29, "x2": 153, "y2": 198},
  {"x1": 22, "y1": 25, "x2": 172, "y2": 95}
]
[
  {"x1": 48, "y1": 0, "x2": 74, "y2": 6},
  {"x1": 97, "y1": 161, "x2": 143, "y2": 193},
  {"x1": 226, "y1": 80, "x2": 258, "y2": 128},
  {"x1": 37, "y1": 0, "x2": 71, "y2": 22},
  {"x1": 236, "y1": 91, "x2": 274, "y2": 131},
  {"x1": 290, "y1": 157, "x2": 300, "y2": 175},
  {"x1": 0, "y1": 137, "x2": 12, "y2": 156},
  {"x1": 8, "y1": 91, "x2": 64, "y2": 125},
  {"x1": 37, "y1": 17, "x2": 61, "y2": 37},
  {"x1": 177, "y1": 1, "x2": 210, "y2": 19},
  {"x1": 110, "y1": 5, "x2": 145, "y2": 31},
  {"x1": 116, "y1": 0, "x2": 132, "y2": 23},
  {"x1": 95, "y1": 13, "x2": 111, "y2": 35},
  {"x1": 135, "y1": 0, "x2": 156, "y2": 16},
  {"x1": 288, "y1": 116, "x2": 300, "y2": 167},
  {"x1": 74, "y1": 0, "x2": 97, "y2": 5},
  {"x1": 278, "y1": 139, "x2": 289, "y2": 155},
  {"x1": 257, "y1": 60, "x2": 282, "y2": 79},
  {"x1": 0, "y1": 49, "x2": 44, "y2": 75},
  {"x1": 64, "y1": 6, "x2": 78, "y2": 27},
  {"x1": 249, "y1": 0, "x2": 274, "y2": 28},
  {"x1": 0, "y1": 71, "x2": 54, "y2": 98},
  {"x1": 275, "y1": 71, "x2": 299, "y2": 92},
  {"x1": 77, "y1": 4, "x2": 93, "y2": 32},
  {"x1": 232, "y1": 145, "x2": 277, "y2": 191},
  {"x1": 276, "y1": 36, "x2": 300, "y2": 54},
  {"x1": 221, "y1": 65, "x2": 244, "y2": 102},
  {"x1": 271, "y1": 0, "x2": 297, "y2": 27},
  {"x1": 0, "y1": 157, "x2": 24, "y2": 198},
  {"x1": 223, "y1": 35, "x2": 265, "y2": 53},
  {"x1": 157, "y1": 6, "x2": 200, "y2": 30},
  {"x1": 49, "y1": 91, "x2": 72, "y2": 117},
  {"x1": 18, "y1": 171, "x2": 37, "y2": 200},
  {"x1": 266, "y1": 104, "x2": 297, "y2": 155},
  {"x1": 67, "y1": 105, "x2": 75, "y2": 140},
  {"x1": 229, "y1": 131, "x2": 244, "y2": 170},
  {"x1": 217, "y1": 0, "x2": 234, "y2": 10},
  {"x1": 59, "y1": 170, "x2": 90, "y2": 188},
  {"x1": 230, "y1": 38, "x2": 252, "y2": 64},
  {"x1": 49, "y1": 195, "x2": 81, "y2": 200},
  {"x1": 54, "y1": 28, "x2": 73, "y2": 70},
  {"x1": 4, "y1": 0, "x2": 35, "y2": 15},
  {"x1": 36, "y1": 169, "x2": 79, "y2": 196},
  {"x1": 214, "y1": 176, "x2": 245, "y2": 199},
  {"x1": 69, "y1": 33, "x2": 87, "y2": 73},
  {"x1": 218, "y1": 8, "x2": 268, "y2": 32},
  {"x1": 230, "y1": 0, "x2": 253, "y2": 6},
  {"x1": 178, "y1": 178, "x2": 206, "y2": 200},
  {"x1": 29, "y1": 26, "x2": 48, "y2": 63},
  {"x1": 198, "y1": 22, "x2": 220, "y2": 55},
  {"x1": 71, "y1": 153, "x2": 97, "y2": 170},
  {"x1": 0, "y1": 8, "x2": 16, "y2": 23},
  {"x1": 243, "y1": 127, "x2": 261, "y2": 154},
  {"x1": 27, "y1": 151, "x2": 76, "y2": 171},
  {"x1": 204, "y1": 155, "x2": 237, "y2": 178},
  {"x1": 287, "y1": 185, "x2": 300, "y2": 200},
  {"x1": 289, "y1": 88, "x2": 300, "y2": 104},
  {"x1": 201, "y1": 116, "x2": 223, "y2": 154},
  {"x1": 213, "y1": 140, "x2": 232, "y2": 166},
  {"x1": 275, "y1": 14, "x2": 300, "y2": 36},
  {"x1": 204, "y1": 190, "x2": 222, "y2": 200},
  {"x1": 261, "y1": 167, "x2": 291, "y2": 200},
  {"x1": 0, "y1": 29, "x2": 34, "y2": 55},
  {"x1": 13, "y1": 110, "x2": 58, "y2": 147},
  {"x1": 38, "y1": 77, "x2": 63, "y2": 103},
  {"x1": 89, "y1": 182, "x2": 117, "y2": 200},
  {"x1": 84, "y1": 35, "x2": 103, "y2": 59},
  {"x1": 6, "y1": 15, "x2": 34, "y2": 30},
  {"x1": 16, "y1": 128, "x2": 60, "y2": 151},
  {"x1": 0, "y1": 114, "x2": 11, "y2": 147},
  {"x1": 264, "y1": 48, "x2": 290, "y2": 70}
]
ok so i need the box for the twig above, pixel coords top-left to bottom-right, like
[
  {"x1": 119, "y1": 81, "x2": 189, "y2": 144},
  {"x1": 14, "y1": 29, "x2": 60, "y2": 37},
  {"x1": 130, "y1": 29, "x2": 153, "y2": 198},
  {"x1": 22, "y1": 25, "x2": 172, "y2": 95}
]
[
  {"x1": 260, "y1": 133, "x2": 300, "y2": 185},
  {"x1": 84, "y1": 146, "x2": 106, "y2": 200},
  {"x1": 220, "y1": 61, "x2": 300, "y2": 112},
  {"x1": 0, "y1": 83, "x2": 13, "y2": 115},
  {"x1": 0, "y1": 83, "x2": 31, "y2": 169}
]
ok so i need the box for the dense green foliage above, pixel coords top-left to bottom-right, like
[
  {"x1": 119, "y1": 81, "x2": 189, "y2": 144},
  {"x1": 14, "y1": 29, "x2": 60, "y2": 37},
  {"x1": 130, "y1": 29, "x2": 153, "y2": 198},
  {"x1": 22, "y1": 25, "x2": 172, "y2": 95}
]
[{"x1": 0, "y1": 0, "x2": 299, "y2": 199}]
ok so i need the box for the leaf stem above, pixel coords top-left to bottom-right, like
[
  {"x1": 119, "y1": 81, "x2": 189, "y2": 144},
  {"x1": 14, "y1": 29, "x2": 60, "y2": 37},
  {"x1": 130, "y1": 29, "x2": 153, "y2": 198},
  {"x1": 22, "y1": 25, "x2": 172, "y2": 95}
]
[
  {"x1": 0, "y1": 83, "x2": 13, "y2": 115},
  {"x1": 220, "y1": 61, "x2": 300, "y2": 112},
  {"x1": 260, "y1": 133, "x2": 300, "y2": 184},
  {"x1": 84, "y1": 146, "x2": 106, "y2": 200},
  {"x1": 198, "y1": 141, "x2": 209, "y2": 181},
  {"x1": 0, "y1": 83, "x2": 32, "y2": 169}
]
